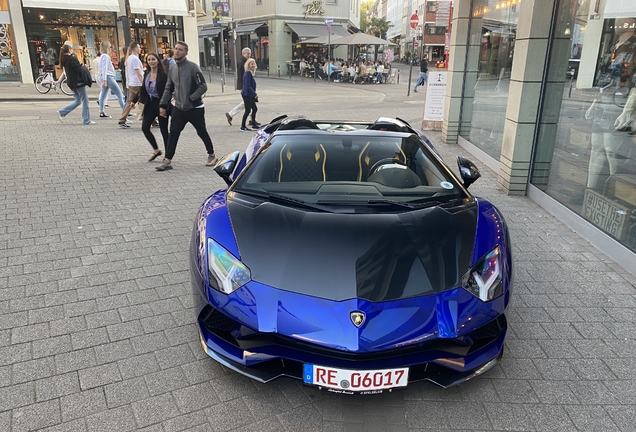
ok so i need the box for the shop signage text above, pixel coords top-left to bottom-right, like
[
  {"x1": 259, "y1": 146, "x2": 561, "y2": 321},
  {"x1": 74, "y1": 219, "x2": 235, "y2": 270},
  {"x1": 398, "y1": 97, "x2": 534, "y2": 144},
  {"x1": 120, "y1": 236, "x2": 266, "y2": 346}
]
[
  {"x1": 303, "y1": 0, "x2": 325, "y2": 18},
  {"x1": 132, "y1": 17, "x2": 177, "y2": 27},
  {"x1": 583, "y1": 189, "x2": 628, "y2": 240}
]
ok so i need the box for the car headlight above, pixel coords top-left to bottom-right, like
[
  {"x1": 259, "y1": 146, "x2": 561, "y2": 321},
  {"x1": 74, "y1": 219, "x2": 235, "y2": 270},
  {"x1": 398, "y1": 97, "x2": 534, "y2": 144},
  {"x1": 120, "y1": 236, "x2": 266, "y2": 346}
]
[
  {"x1": 207, "y1": 239, "x2": 251, "y2": 294},
  {"x1": 462, "y1": 247, "x2": 502, "y2": 302}
]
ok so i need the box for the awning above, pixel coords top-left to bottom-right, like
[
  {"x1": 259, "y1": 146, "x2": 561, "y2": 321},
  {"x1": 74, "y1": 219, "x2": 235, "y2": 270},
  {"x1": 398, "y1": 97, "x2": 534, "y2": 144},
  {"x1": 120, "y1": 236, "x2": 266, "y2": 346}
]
[
  {"x1": 199, "y1": 27, "x2": 222, "y2": 37},
  {"x1": 235, "y1": 22, "x2": 266, "y2": 35},
  {"x1": 22, "y1": 0, "x2": 119, "y2": 11},
  {"x1": 129, "y1": 0, "x2": 188, "y2": 16},
  {"x1": 286, "y1": 22, "x2": 350, "y2": 40},
  {"x1": 603, "y1": 0, "x2": 636, "y2": 18}
]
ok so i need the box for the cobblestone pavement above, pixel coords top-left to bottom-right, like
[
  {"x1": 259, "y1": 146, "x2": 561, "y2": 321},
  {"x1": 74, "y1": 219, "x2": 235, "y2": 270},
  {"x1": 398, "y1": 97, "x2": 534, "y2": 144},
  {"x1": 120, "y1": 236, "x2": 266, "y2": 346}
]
[{"x1": 1, "y1": 75, "x2": 635, "y2": 432}]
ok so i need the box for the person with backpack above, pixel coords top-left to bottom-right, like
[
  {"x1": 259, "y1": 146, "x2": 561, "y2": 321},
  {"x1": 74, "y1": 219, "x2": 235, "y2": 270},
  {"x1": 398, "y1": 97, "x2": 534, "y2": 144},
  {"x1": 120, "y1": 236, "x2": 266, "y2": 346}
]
[
  {"x1": 56, "y1": 44, "x2": 95, "y2": 125},
  {"x1": 163, "y1": 49, "x2": 176, "y2": 70}
]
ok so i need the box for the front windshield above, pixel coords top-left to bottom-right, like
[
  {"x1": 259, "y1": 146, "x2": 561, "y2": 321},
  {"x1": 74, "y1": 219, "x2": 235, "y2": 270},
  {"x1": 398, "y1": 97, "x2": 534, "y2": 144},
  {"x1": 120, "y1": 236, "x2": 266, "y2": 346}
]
[{"x1": 233, "y1": 132, "x2": 467, "y2": 205}]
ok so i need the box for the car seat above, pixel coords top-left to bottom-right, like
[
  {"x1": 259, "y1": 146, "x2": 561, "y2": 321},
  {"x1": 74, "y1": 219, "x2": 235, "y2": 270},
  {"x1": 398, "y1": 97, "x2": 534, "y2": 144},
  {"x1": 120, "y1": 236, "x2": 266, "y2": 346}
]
[
  {"x1": 358, "y1": 141, "x2": 407, "y2": 181},
  {"x1": 278, "y1": 143, "x2": 327, "y2": 182}
]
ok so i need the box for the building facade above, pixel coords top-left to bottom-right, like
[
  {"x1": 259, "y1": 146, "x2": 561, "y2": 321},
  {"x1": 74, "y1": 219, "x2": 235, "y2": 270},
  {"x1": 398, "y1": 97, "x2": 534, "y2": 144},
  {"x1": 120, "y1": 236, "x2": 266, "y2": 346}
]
[
  {"x1": 0, "y1": 0, "x2": 201, "y2": 83},
  {"x1": 443, "y1": 0, "x2": 636, "y2": 273},
  {"x1": 197, "y1": 0, "x2": 361, "y2": 74}
]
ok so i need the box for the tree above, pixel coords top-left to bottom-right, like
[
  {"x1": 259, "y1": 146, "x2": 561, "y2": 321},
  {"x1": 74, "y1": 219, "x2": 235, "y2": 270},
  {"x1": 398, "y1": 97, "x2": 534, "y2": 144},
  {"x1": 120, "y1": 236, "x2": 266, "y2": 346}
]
[
  {"x1": 367, "y1": 17, "x2": 393, "y2": 62},
  {"x1": 367, "y1": 17, "x2": 393, "y2": 40},
  {"x1": 360, "y1": 0, "x2": 374, "y2": 33}
]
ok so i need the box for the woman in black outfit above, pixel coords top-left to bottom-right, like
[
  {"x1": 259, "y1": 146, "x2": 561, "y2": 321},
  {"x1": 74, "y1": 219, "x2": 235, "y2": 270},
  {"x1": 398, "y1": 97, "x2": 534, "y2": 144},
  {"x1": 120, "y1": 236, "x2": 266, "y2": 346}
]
[{"x1": 132, "y1": 52, "x2": 169, "y2": 161}]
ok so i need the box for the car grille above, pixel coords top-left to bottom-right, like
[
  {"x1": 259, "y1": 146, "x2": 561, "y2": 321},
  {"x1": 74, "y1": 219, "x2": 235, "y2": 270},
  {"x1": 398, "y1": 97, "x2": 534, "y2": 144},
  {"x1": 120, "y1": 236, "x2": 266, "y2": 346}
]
[{"x1": 199, "y1": 305, "x2": 506, "y2": 360}]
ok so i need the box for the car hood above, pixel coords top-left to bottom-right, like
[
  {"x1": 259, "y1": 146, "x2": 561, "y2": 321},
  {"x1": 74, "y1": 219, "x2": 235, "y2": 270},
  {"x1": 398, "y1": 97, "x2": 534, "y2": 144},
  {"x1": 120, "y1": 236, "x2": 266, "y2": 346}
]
[{"x1": 227, "y1": 198, "x2": 477, "y2": 302}]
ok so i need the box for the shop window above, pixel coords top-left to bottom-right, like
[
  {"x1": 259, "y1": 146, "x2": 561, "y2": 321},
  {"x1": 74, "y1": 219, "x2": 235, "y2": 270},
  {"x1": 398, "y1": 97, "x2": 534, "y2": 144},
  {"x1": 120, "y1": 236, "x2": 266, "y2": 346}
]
[
  {"x1": 531, "y1": 2, "x2": 636, "y2": 252},
  {"x1": 458, "y1": 0, "x2": 518, "y2": 160}
]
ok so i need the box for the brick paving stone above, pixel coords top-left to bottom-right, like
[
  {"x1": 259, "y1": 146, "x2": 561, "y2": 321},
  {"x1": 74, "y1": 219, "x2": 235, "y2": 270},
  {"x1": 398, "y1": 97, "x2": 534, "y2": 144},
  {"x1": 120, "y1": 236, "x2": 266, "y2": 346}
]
[{"x1": 1, "y1": 76, "x2": 635, "y2": 431}]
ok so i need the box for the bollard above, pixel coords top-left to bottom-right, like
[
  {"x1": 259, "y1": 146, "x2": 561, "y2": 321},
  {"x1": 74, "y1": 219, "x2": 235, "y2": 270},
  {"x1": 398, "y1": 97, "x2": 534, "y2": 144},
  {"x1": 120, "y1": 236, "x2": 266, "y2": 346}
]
[
  {"x1": 314, "y1": 69, "x2": 316, "y2": 82},
  {"x1": 397, "y1": 70, "x2": 400, "y2": 85},
  {"x1": 277, "y1": 65, "x2": 280, "y2": 78},
  {"x1": 267, "y1": 65, "x2": 270, "y2": 77}
]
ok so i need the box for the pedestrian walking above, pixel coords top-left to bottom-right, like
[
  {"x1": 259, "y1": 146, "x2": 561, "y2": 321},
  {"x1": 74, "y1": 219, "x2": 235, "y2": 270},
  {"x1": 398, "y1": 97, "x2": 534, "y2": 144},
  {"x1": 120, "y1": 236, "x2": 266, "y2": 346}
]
[
  {"x1": 97, "y1": 41, "x2": 126, "y2": 119},
  {"x1": 156, "y1": 41, "x2": 217, "y2": 171},
  {"x1": 119, "y1": 48, "x2": 127, "y2": 102},
  {"x1": 130, "y1": 52, "x2": 170, "y2": 161},
  {"x1": 240, "y1": 58, "x2": 258, "y2": 132},
  {"x1": 56, "y1": 44, "x2": 95, "y2": 125},
  {"x1": 225, "y1": 47, "x2": 260, "y2": 127},
  {"x1": 413, "y1": 55, "x2": 429, "y2": 93},
  {"x1": 118, "y1": 42, "x2": 143, "y2": 128},
  {"x1": 163, "y1": 49, "x2": 176, "y2": 70}
]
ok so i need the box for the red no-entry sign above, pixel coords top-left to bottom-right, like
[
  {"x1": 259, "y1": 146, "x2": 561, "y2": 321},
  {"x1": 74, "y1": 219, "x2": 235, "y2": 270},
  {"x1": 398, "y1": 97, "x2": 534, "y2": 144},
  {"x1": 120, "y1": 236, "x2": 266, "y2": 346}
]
[{"x1": 410, "y1": 14, "x2": 419, "y2": 29}]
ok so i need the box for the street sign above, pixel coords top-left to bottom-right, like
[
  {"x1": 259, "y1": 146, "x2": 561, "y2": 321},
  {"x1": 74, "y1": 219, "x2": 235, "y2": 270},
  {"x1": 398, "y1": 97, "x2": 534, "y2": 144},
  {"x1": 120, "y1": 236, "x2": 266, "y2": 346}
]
[
  {"x1": 324, "y1": 17, "x2": 333, "y2": 25},
  {"x1": 410, "y1": 14, "x2": 418, "y2": 29}
]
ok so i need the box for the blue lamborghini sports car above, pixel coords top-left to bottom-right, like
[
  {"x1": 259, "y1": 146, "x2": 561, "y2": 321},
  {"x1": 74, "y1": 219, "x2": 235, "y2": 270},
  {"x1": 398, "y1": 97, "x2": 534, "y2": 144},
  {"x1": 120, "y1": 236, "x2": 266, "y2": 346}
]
[{"x1": 190, "y1": 116, "x2": 513, "y2": 394}]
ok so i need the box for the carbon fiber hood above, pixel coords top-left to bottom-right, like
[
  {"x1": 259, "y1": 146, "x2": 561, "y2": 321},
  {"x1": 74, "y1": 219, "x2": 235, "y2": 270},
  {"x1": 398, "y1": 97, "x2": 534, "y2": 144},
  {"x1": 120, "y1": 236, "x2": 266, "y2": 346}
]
[{"x1": 227, "y1": 198, "x2": 477, "y2": 302}]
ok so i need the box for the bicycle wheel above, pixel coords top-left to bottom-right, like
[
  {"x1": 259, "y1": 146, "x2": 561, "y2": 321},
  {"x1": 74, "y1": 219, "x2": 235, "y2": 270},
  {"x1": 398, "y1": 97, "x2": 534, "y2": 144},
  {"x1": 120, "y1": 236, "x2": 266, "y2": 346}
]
[
  {"x1": 35, "y1": 75, "x2": 52, "y2": 94},
  {"x1": 60, "y1": 78, "x2": 73, "y2": 96}
]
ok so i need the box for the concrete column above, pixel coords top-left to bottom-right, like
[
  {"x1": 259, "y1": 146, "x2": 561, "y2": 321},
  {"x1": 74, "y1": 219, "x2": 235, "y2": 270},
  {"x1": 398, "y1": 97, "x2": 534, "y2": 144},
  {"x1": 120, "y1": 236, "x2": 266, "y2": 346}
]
[
  {"x1": 183, "y1": 15, "x2": 201, "y2": 66},
  {"x1": 441, "y1": 0, "x2": 472, "y2": 144},
  {"x1": 268, "y1": 20, "x2": 292, "y2": 77},
  {"x1": 497, "y1": 0, "x2": 556, "y2": 195},
  {"x1": 8, "y1": 0, "x2": 33, "y2": 84}
]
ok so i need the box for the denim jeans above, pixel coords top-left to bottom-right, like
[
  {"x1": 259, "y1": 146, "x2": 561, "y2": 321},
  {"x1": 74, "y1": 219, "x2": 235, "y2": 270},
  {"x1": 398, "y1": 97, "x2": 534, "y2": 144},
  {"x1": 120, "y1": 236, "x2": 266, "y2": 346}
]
[
  {"x1": 99, "y1": 75, "x2": 126, "y2": 112},
  {"x1": 60, "y1": 85, "x2": 91, "y2": 124},
  {"x1": 414, "y1": 71, "x2": 427, "y2": 91}
]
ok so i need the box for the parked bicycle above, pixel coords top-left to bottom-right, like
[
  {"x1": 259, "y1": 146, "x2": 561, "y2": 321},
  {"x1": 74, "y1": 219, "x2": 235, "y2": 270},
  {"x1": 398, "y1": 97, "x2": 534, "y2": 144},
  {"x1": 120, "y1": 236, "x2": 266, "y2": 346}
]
[{"x1": 35, "y1": 66, "x2": 73, "y2": 96}]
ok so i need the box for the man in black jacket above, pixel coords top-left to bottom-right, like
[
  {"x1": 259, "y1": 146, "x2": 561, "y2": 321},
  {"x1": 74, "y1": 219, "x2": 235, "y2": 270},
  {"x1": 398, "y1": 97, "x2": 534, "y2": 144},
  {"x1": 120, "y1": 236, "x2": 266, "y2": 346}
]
[
  {"x1": 413, "y1": 55, "x2": 428, "y2": 93},
  {"x1": 156, "y1": 41, "x2": 217, "y2": 171},
  {"x1": 224, "y1": 47, "x2": 259, "y2": 126}
]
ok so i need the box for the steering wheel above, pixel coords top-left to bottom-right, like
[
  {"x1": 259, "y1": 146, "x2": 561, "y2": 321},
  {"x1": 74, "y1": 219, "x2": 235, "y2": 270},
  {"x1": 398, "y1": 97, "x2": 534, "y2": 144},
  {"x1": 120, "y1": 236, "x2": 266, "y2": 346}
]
[{"x1": 369, "y1": 158, "x2": 407, "y2": 177}]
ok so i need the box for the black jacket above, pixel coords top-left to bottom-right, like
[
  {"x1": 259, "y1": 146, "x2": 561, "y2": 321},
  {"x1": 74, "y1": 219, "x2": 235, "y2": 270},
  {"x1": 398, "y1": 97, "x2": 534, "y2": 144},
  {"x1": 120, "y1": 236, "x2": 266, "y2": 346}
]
[
  {"x1": 420, "y1": 59, "x2": 428, "y2": 73},
  {"x1": 237, "y1": 55, "x2": 247, "y2": 90},
  {"x1": 62, "y1": 54, "x2": 82, "y2": 90},
  {"x1": 133, "y1": 67, "x2": 168, "y2": 106}
]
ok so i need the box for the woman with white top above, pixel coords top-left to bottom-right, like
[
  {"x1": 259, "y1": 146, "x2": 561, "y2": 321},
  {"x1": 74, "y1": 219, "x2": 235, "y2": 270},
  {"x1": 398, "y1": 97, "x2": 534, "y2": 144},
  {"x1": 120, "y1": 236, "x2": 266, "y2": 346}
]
[{"x1": 97, "y1": 41, "x2": 126, "y2": 119}]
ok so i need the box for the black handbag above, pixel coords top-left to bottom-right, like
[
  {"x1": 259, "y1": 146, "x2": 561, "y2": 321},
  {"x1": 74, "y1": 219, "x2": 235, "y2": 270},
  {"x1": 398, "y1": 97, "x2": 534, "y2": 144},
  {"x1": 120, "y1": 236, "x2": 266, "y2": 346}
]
[{"x1": 77, "y1": 64, "x2": 93, "y2": 88}]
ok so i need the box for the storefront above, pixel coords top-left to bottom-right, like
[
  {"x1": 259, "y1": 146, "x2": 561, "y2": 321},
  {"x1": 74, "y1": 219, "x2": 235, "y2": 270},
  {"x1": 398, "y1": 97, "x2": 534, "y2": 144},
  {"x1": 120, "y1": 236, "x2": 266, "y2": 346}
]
[
  {"x1": 129, "y1": 14, "x2": 184, "y2": 58},
  {"x1": 0, "y1": 0, "x2": 19, "y2": 81},
  {"x1": 532, "y1": 1, "x2": 636, "y2": 253},
  {"x1": 22, "y1": 8, "x2": 118, "y2": 78},
  {"x1": 443, "y1": 0, "x2": 636, "y2": 271}
]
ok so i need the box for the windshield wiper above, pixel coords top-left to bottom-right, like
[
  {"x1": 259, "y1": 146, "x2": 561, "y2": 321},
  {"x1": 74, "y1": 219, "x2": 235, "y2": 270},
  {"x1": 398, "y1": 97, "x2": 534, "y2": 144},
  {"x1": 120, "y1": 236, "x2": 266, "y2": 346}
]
[
  {"x1": 236, "y1": 190, "x2": 353, "y2": 213},
  {"x1": 366, "y1": 199, "x2": 442, "y2": 209}
]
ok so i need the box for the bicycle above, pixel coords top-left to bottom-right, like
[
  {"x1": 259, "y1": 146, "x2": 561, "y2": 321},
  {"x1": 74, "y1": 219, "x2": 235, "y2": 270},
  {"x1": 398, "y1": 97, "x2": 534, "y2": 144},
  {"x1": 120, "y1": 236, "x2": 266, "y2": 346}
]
[{"x1": 35, "y1": 67, "x2": 73, "y2": 96}]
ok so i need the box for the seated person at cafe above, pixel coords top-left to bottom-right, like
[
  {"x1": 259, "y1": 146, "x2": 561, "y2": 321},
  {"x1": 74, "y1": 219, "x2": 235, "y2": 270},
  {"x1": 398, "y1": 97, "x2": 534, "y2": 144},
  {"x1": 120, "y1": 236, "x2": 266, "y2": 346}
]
[
  {"x1": 299, "y1": 58, "x2": 308, "y2": 76},
  {"x1": 348, "y1": 63, "x2": 357, "y2": 83},
  {"x1": 326, "y1": 60, "x2": 341, "y2": 81},
  {"x1": 358, "y1": 62, "x2": 367, "y2": 84},
  {"x1": 313, "y1": 58, "x2": 325, "y2": 79},
  {"x1": 376, "y1": 63, "x2": 385, "y2": 83}
]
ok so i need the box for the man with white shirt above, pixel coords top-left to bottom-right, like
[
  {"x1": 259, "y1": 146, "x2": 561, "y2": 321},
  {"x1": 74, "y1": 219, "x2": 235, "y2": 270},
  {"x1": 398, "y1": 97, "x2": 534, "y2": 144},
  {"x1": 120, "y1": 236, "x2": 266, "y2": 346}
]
[{"x1": 118, "y1": 42, "x2": 143, "y2": 128}]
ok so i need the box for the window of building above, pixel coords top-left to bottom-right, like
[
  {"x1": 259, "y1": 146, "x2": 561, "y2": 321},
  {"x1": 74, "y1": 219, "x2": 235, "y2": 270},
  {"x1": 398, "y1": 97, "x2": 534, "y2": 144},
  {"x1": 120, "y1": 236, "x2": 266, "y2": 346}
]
[
  {"x1": 427, "y1": 3, "x2": 436, "y2": 13},
  {"x1": 458, "y1": 0, "x2": 518, "y2": 160},
  {"x1": 532, "y1": 3, "x2": 636, "y2": 253},
  {"x1": 426, "y1": 26, "x2": 446, "y2": 35}
]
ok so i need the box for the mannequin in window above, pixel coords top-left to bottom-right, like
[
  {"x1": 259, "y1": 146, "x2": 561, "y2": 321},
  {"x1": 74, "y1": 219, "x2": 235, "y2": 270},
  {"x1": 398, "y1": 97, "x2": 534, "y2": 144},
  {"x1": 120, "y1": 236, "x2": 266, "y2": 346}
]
[{"x1": 611, "y1": 18, "x2": 636, "y2": 131}]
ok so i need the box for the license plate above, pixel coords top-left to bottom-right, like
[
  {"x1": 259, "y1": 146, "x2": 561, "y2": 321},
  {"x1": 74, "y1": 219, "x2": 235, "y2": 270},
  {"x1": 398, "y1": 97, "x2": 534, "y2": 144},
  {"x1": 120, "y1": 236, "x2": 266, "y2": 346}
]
[{"x1": 303, "y1": 364, "x2": 409, "y2": 393}]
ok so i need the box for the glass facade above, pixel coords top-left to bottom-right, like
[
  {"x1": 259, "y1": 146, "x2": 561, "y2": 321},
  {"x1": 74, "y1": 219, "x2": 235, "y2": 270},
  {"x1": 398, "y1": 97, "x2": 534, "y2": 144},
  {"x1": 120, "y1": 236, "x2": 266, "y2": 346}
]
[
  {"x1": 0, "y1": 0, "x2": 19, "y2": 81},
  {"x1": 533, "y1": 0, "x2": 636, "y2": 252},
  {"x1": 22, "y1": 9, "x2": 117, "y2": 78},
  {"x1": 459, "y1": 0, "x2": 519, "y2": 159}
]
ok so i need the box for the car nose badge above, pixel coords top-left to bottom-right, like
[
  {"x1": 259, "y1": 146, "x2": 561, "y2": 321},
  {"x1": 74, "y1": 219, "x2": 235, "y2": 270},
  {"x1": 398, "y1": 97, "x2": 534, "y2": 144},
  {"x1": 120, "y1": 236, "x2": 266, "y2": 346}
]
[{"x1": 350, "y1": 311, "x2": 365, "y2": 328}]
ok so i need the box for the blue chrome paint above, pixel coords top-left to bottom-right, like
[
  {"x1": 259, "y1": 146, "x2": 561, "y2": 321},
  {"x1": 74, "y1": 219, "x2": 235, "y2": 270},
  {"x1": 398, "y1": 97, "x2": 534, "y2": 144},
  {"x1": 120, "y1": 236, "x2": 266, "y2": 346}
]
[
  {"x1": 472, "y1": 198, "x2": 513, "y2": 306},
  {"x1": 204, "y1": 281, "x2": 506, "y2": 354}
]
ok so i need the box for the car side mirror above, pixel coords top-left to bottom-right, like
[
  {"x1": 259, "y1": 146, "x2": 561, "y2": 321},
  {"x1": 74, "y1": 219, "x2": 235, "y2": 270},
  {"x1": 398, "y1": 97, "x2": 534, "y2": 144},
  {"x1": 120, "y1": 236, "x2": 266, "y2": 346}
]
[
  {"x1": 457, "y1": 156, "x2": 481, "y2": 189},
  {"x1": 214, "y1": 151, "x2": 240, "y2": 186}
]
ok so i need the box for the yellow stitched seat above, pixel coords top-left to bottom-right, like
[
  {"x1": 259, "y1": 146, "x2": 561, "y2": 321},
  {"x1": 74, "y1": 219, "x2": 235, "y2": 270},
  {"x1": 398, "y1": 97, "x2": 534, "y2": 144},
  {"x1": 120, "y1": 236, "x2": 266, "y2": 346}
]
[{"x1": 278, "y1": 143, "x2": 327, "y2": 182}]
